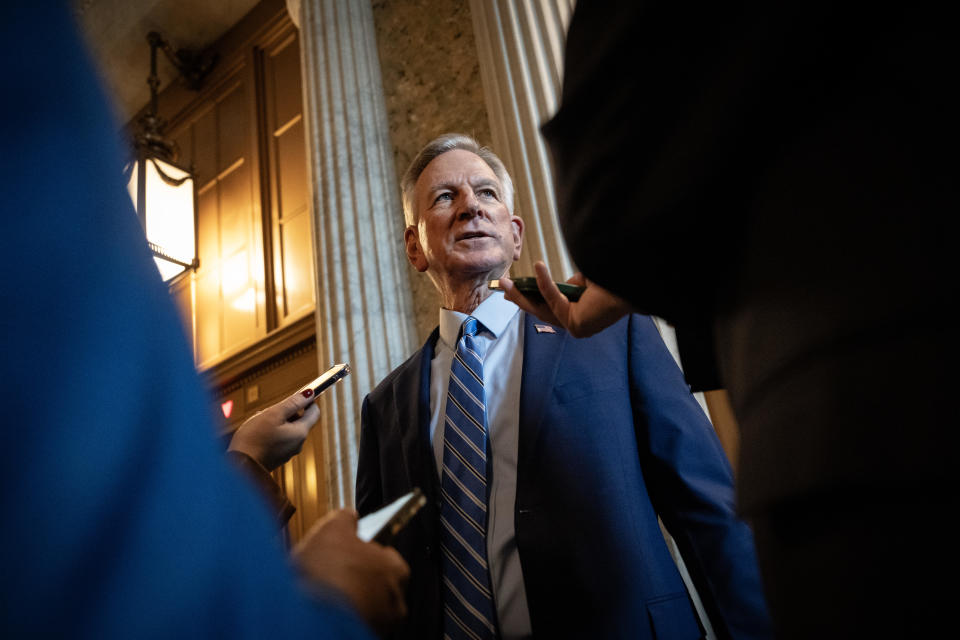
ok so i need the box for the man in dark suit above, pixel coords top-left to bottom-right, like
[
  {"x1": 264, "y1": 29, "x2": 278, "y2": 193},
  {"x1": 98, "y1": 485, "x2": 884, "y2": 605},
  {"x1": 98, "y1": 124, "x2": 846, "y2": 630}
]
[
  {"x1": 522, "y1": 2, "x2": 956, "y2": 638},
  {"x1": 355, "y1": 134, "x2": 771, "y2": 639}
]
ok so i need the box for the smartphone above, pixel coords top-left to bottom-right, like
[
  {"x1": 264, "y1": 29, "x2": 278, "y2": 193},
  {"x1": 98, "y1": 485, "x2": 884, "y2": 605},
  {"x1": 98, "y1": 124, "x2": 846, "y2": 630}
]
[
  {"x1": 489, "y1": 277, "x2": 586, "y2": 304},
  {"x1": 297, "y1": 363, "x2": 351, "y2": 397},
  {"x1": 287, "y1": 363, "x2": 351, "y2": 421},
  {"x1": 357, "y1": 488, "x2": 427, "y2": 545}
]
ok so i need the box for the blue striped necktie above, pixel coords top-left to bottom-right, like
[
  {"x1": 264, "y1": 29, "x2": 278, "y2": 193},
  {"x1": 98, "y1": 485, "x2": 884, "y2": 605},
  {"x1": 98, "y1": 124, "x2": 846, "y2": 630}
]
[{"x1": 440, "y1": 316, "x2": 498, "y2": 640}]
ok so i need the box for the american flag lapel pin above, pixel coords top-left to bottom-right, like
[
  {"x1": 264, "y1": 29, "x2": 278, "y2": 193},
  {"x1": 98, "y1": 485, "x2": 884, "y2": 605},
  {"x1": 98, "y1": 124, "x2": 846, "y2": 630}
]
[{"x1": 534, "y1": 324, "x2": 556, "y2": 334}]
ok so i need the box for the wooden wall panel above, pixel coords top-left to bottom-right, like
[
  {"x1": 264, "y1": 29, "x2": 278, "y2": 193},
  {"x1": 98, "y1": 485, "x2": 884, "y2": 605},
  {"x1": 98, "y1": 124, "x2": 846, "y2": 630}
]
[
  {"x1": 147, "y1": 2, "x2": 327, "y2": 544},
  {"x1": 169, "y1": 274, "x2": 194, "y2": 353},
  {"x1": 265, "y1": 30, "x2": 314, "y2": 326},
  {"x1": 170, "y1": 63, "x2": 268, "y2": 368},
  {"x1": 160, "y1": 7, "x2": 314, "y2": 369},
  {"x1": 193, "y1": 107, "x2": 217, "y2": 184},
  {"x1": 279, "y1": 207, "x2": 313, "y2": 315},
  {"x1": 222, "y1": 248, "x2": 256, "y2": 347},
  {"x1": 196, "y1": 185, "x2": 219, "y2": 264},
  {"x1": 272, "y1": 36, "x2": 302, "y2": 124},
  {"x1": 217, "y1": 161, "x2": 251, "y2": 256},
  {"x1": 218, "y1": 84, "x2": 249, "y2": 170},
  {"x1": 277, "y1": 119, "x2": 307, "y2": 215},
  {"x1": 195, "y1": 268, "x2": 221, "y2": 363}
]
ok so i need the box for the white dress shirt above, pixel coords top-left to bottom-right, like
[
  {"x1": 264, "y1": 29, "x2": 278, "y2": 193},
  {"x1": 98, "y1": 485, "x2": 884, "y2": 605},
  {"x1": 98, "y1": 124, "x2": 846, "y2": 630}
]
[{"x1": 429, "y1": 291, "x2": 531, "y2": 639}]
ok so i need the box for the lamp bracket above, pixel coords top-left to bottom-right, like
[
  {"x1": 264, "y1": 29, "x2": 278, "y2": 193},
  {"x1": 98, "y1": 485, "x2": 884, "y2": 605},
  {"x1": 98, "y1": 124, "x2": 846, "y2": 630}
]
[
  {"x1": 148, "y1": 31, "x2": 219, "y2": 92},
  {"x1": 134, "y1": 119, "x2": 178, "y2": 162},
  {"x1": 135, "y1": 31, "x2": 217, "y2": 163}
]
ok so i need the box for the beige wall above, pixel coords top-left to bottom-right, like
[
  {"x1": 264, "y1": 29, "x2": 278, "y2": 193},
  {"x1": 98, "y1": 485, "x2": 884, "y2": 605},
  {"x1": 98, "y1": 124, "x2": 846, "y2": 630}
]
[{"x1": 372, "y1": 0, "x2": 492, "y2": 343}]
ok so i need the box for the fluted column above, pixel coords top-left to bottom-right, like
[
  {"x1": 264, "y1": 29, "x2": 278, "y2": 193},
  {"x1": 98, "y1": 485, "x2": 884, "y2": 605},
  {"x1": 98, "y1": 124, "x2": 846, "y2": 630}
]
[
  {"x1": 468, "y1": 0, "x2": 576, "y2": 280},
  {"x1": 293, "y1": 0, "x2": 417, "y2": 509}
]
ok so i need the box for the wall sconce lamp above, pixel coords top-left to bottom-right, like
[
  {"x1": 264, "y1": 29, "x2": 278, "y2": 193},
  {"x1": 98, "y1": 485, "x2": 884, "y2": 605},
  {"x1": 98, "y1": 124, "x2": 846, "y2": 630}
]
[{"x1": 124, "y1": 31, "x2": 216, "y2": 282}]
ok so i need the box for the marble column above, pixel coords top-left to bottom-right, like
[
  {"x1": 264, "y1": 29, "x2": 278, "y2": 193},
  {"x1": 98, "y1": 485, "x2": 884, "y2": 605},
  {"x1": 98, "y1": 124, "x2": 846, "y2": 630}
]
[
  {"x1": 468, "y1": 0, "x2": 576, "y2": 280},
  {"x1": 291, "y1": 0, "x2": 417, "y2": 509}
]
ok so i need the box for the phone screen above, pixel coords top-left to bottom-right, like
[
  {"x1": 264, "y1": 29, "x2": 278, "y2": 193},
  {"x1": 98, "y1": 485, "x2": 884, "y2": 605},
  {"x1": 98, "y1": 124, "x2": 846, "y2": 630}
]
[
  {"x1": 297, "y1": 363, "x2": 351, "y2": 397},
  {"x1": 357, "y1": 489, "x2": 426, "y2": 545}
]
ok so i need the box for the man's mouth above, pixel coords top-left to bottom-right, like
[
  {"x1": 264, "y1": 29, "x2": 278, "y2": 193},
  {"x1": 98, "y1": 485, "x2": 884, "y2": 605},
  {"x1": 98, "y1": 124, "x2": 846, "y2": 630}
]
[{"x1": 456, "y1": 230, "x2": 493, "y2": 241}]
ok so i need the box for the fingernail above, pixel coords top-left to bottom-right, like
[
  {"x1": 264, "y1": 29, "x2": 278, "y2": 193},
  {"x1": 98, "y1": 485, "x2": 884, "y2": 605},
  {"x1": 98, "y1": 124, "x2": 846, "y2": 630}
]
[{"x1": 301, "y1": 389, "x2": 313, "y2": 398}]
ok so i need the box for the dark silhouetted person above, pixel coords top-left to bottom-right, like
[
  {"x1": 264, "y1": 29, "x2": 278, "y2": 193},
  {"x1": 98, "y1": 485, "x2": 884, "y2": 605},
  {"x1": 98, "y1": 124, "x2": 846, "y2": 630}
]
[{"x1": 504, "y1": 2, "x2": 955, "y2": 638}]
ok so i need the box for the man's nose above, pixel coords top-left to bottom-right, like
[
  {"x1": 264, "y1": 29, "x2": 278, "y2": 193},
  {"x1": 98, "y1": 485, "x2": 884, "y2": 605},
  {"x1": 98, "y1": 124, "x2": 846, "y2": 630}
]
[{"x1": 457, "y1": 190, "x2": 481, "y2": 218}]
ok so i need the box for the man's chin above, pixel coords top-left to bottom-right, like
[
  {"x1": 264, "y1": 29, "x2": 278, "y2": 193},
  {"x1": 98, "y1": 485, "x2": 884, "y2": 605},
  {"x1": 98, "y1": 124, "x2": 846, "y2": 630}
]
[{"x1": 449, "y1": 253, "x2": 511, "y2": 278}]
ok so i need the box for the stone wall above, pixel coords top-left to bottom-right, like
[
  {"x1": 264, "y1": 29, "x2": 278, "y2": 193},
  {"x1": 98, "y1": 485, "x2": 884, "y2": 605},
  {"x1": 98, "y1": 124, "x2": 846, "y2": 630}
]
[{"x1": 371, "y1": 0, "x2": 492, "y2": 343}]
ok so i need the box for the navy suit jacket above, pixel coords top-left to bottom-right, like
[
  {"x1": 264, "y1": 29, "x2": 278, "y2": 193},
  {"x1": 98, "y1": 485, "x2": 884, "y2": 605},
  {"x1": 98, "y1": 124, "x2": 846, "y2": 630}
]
[{"x1": 357, "y1": 313, "x2": 770, "y2": 639}]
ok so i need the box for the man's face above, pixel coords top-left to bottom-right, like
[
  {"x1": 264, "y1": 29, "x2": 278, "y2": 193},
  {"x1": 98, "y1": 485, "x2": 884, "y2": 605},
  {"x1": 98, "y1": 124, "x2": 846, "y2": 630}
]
[{"x1": 405, "y1": 149, "x2": 523, "y2": 284}]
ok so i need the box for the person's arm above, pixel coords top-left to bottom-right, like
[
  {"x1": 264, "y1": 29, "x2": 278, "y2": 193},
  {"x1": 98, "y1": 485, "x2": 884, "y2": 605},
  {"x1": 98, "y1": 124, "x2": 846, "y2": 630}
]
[
  {"x1": 225, "y1": 449, "x2": 296, "y2": 525},
  {"x1": 502, "y1": 261, "x2": 725, "y2": 391},
  {"x1": 228, "y1": 388, "x2": 321, "y2": 471},
  {"x1": 626, "y1": 315, "x2": 772, "y2": 640},
  {"x1": 226, "y1": 388, "x2": 322, "y2": 525},
  {"x1": 225, "y1": 391, "x2": 413, "y2": 635}
]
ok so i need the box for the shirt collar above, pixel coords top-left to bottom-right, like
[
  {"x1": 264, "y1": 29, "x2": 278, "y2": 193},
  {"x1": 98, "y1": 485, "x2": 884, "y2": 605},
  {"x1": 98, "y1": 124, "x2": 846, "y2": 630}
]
[{"x1": 438, "y1": 291, "x2": 519, "y2": 349}]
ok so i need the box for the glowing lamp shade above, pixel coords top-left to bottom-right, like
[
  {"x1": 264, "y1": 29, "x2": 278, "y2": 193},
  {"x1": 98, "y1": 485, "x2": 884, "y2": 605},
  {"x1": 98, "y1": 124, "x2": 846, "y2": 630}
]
[{"x1": 126, "y1": 156, "x2": 197, "y2": 282}]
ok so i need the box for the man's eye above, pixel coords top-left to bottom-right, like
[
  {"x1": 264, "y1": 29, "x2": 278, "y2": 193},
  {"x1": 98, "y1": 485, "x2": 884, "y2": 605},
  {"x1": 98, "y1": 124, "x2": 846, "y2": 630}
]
[
  {"x1": 478, "y1": 189, "x2": 498, "y2": 199},
  {"x1": 434, "y1": 193, "x2": 453, "y2": 204}
]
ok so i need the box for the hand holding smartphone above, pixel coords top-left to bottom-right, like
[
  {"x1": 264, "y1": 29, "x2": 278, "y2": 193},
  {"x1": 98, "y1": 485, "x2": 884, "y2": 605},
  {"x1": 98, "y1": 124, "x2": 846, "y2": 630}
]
[
  {"x1": 489, "y1": 277, "x2": 585, "y2": 304},
  {"x1": 287, "y1": 363, "x2": 351, "y2": 422},
  {"x1": 496, "y1": 262, "x2": 633, "y2": 339},
  {"x1": 229, "y1": 363, "x2": 352, "y2": 469}
]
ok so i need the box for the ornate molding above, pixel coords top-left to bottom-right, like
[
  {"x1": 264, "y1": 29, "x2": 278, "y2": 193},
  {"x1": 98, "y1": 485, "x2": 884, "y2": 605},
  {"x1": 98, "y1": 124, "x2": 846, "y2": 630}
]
[{"x1": 202, "y1": 313, "x2": 316, "y2": 394}]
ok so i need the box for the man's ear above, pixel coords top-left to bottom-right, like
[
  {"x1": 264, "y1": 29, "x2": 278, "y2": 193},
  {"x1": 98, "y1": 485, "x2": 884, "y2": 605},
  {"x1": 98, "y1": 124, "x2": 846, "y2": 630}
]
[
  {"x1": 510, "y1": 215, "x2": 524, "y2": 262},
  {"x1": 405, "y1": 225, "x2": 428, "y2": 272}
]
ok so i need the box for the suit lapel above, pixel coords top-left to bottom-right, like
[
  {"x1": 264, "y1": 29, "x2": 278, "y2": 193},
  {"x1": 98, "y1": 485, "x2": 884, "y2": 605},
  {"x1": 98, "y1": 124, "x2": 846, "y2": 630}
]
[
  {"x1": 517, "y1": 313, "x2": 567, "y2": 469},
  {"x1": 394, "y1": 328, "x2": 440, "y2": 538},
  {"x1": 395, "y1": 317, "x2": 568, "y2": 537}
]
